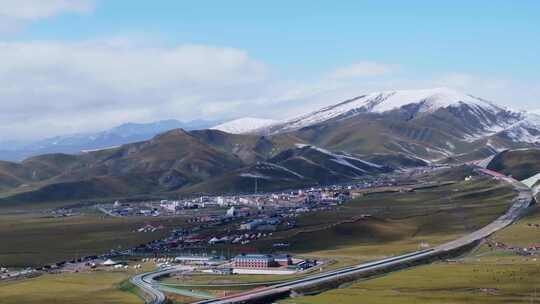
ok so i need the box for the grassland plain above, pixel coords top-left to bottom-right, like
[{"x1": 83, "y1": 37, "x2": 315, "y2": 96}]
[
  {"x1": 250, "y1": 177, "x2": 514, "y2": 262},
  {"x1": 0, "y1": 211, "x2": 187, "y2": 267},
  {"x1": 159, "y1": 176, "x2": 518, "y2": 301},
  {"x1": 279, "y1": 207, "x2": 540, "y2": 304},
  {"x1": 0, "y1": 172, "x2": 521, "y2": 303},
  {"x1": 0, "y1": 271, "x2": 143, "y2": 304}
]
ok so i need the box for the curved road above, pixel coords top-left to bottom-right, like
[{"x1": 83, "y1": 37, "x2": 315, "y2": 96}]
[
  {"x1": 130, "y1": 269, "x2": 168, "y2": 304},
  {"x1": 132, "y1": 167, "x2": 534, "y2": 304}
]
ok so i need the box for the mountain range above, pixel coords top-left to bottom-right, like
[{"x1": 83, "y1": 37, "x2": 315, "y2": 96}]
[
  {"x1": 0, "y1": 119, "x2": 220, "y2": 162},
  {"x1": 262, "y1": 88, "x2": 540, "y2": 162},
  {"x1": 1, "y1": 87, "x2": 539, "y2": 204}
]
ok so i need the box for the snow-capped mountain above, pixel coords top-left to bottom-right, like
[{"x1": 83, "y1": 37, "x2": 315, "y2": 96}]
[
  {"x1": 496, "y1": 112, "x2": 540, "y2": 144},
  {"x1": 272, "y1": 88, "x2": 514, "y2": 133},
  {"x1": 211, "y1": 117, "x2": 279, "y2": 134},
  {"x1": 255, "y1": 87, "x2": 539, "y2": 162}
]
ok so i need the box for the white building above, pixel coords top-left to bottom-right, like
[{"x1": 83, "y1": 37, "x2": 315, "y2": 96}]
[
  {"x1": 160, "y1": 200, "x2": 180, "y2": 212},
  {"x1": 226, "y1": 206, "x2": 237, "y2": 217}
]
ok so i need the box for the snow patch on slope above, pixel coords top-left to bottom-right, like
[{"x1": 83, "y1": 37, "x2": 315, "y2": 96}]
[
  {"x1": 330, "y1": 158, "x2": 367, "y2": 173},
  {"x1": 261, "y1": 162, "x2": 305, "y2": 179},
  {"x1": 365, "y1": 87, "x2": 502, "y2": 113},
  {"x1": 499, "y1": 113, "x2": 540, "y2": 144},
  {"x1": 241, "y1": 162, "x2": 304, "y2": 180},
  {"x1": 521, "y1": 173, "x2": 540, "y2": 188},
  {"x1": 240, "y1": 173, "x2": 271, "y2": 179},
  {"x1": 212, "y1": 117, "x2": 279, "y2": 134},
  {"x1": 308, "y1": 145, "x2": 383, "y2": 170}
]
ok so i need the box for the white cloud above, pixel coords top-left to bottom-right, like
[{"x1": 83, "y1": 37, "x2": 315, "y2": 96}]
[
  {"x1": 328, "y1": 61, "x2": 398, "y2": 80},
  {"x1": 0, "y1": 0, "x2": 93, "y2": 32},
  {"x1": 432, "y1": 72, "x2": 540, "y2": 111},
  {"x1": 0, "y1": 40, "x2": 269, "y2": 140},
  {"x1": 0, "y1": 39, "x2": 538, "y2": 142},
  {"x1": 0, "y1": 0, "x2": 92, "y2": 20}
]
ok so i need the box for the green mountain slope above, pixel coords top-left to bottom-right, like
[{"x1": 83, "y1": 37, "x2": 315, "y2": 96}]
[
  {"x1": 180, "y1": 145, "x2": 391, "y2": 195},
  {"x1": 487, "y1": 148, "x2": 540, "y2": 180}
]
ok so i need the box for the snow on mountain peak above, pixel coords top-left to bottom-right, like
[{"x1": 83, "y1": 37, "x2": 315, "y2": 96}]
[
  {"x1": 277, "y1": 87, "x2": 504, "y2": 132},
  {"x1": 501, "y1": 112, "x2": 540, "y2": 144},
  {"x1": 211, "y1": 117, "x2": 279, "y2": 134},
  {"x1": 362, "y1": 87, "x2": 501, "y2": 113}
]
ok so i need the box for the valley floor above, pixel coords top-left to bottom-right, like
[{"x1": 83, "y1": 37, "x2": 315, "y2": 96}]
[
  {"x1": 0, "y1": 208, "x2": 187, "y2": 267},
  {"x1": 1, "y1": 169, "x2": 537, "y2": 304},
  {"x1": 279, "y1": 207, "x2": 540, "y2": 304},
  {"x1": 0, "y1": 271, "x2": 141, "y2": 304}
]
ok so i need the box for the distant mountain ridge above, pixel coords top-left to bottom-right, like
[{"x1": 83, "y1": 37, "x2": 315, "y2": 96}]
[
  {"x1": 1, "y1": 87, "x2": 539, "y2": 203},
  {"x1": 0, "y1": 128, "x2": 401, "y2": 203},
  {"x1": 0, "y1": 119, "x2": 220, "y2": 161}
]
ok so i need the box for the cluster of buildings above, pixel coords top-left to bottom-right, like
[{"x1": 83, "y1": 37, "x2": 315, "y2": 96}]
[
  {"x1": 94, "y1": 172, "x2": 405, "y2": 222},
  {"x1": 97, "y1": 184, "x2": 363, "y2": 218},
  {"x1": 485, "y1": 238, "x2": 540, "y2": 256},
  {"x1": 170, "y1": 253, "x2": 317, "y2": 275},
  {"x1": 239, "y1": 217, "x2": 282, "y2": 231},
  {"x1": 47, "y1": 174, "x2": 409, "y2": 275}
]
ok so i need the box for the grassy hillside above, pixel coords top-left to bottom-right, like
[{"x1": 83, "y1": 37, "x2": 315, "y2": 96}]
[
  {"x1": 0, "y1": 161, "x2": 33, "y2": 191},
  {"x1": 281, "y1": 208, "x2": 540, "y2": 304},
  {"x1": 0, "y1": 129, "x2": 248, "y2": 204},
  {"x1": 188, "y1": 167, "x2": 513, "y2": 263},
  {"x1": 2, "y1": 176, "x2": 158, "y2": 205},
  {"x1": 286, "y1": 111, "x2": 493, "y2": 162},
  {"x1": 253, "y1": 177, "x2": 514, "y2": 259},
  {"x1": 190, "y1": 129, "x2": 299, "y2": 163},
  {"x1": 361, "y1": 153, "x2": 427, "y2": 169},
  {"x1": 179, "y1": 145, "x2": 391, "y2": 195},
  {"x1": 0, "y1": 128, "x2": 329, "y2": 204},
  {"x1": 487, "y1": 148, "x2": 540, "y2": 180}
]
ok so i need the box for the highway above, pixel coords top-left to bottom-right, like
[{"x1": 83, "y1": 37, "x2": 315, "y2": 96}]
[
  {"x1": 130, "y1": 265, "x2": 196, "y2": 304},
  {"x1": 130, "y1": 268, "x2": 168, "y2": 304},
  {"x1": 132, "y1": 167, "x2": 534, "y2": 304}
]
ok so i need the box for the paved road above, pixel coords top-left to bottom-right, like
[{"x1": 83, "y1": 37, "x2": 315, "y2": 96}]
[
  {"x1": 133, "y1": 167, "x2": 534, "y2": 304},
  {"x1": 130, "y1": 268, "x2": 170, "y2": 304}
]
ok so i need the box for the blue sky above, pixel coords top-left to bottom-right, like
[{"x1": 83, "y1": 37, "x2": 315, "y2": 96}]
[
  {"x1": 0, "y1": 0, "x2": 539, "y2": 140},
  {"x1": 20, "y1": 0, "x2": 540, "y2": 77}
]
